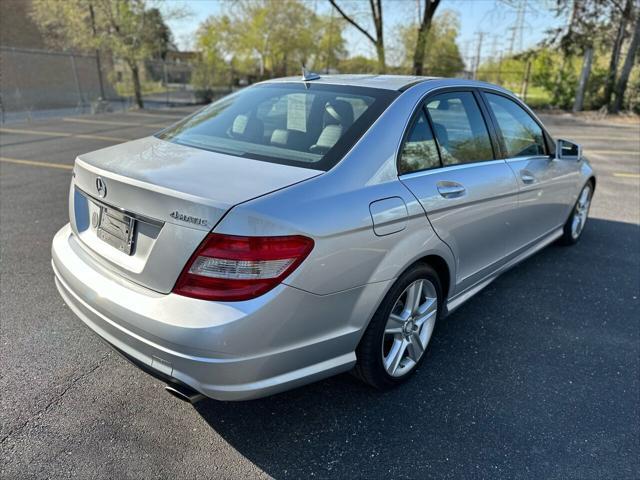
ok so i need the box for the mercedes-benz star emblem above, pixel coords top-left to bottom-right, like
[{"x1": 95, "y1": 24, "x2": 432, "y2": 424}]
[{"x1": 96, "y1": 177, "x2": 107, "y2": 198}]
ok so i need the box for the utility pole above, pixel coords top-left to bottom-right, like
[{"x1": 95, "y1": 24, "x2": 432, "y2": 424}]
[
  {"x1": 490, "y1": 35, "x2": 499, "y2": 61},
  {"x1": 490, "y1": 35, "x2": 499, "y2": 83},
  {"x1": 463, "y1": 39, "x2": 473, "y2": 78},
  {"x1": 473, "y1": 31, "x2": 485, "y2": 80},
  {"x1": 521, "y1": 57, "x2": 532, "y2": 101}
]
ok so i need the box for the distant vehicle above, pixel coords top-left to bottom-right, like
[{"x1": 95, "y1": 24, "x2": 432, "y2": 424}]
[{"x1": 52, "y1": 75, "x2": 595, "y2": 402}]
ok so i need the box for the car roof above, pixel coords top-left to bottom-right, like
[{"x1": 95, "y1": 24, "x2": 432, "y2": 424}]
[
  {"x1": 260, "y1": 74, "x2": 511, "y2": 94},
  {"x1": 261, "y1": 74, "x2": 435, "y2": 91}
]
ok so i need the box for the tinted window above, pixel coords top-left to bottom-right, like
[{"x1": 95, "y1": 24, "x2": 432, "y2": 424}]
[
  {"x1": 426, "y1": 92, "x2": 494, "y2": 166},
  {"x1": 485, "y1": 93, "x2": 546, "y2": 157},
  {"x1": 157, "y1": 83, "x2": 398, "y2": 171},
  {"x1": 399, "y1": 109, "x2": 440, "y2": 174}
]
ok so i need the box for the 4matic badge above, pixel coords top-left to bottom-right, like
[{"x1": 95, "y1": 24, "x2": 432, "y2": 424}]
[{"x1": 169, "y1": 211, "x2": 209, "y2": 227}]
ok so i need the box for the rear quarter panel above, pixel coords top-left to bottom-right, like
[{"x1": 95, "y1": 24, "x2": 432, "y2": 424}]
[
  {"x1": 215, "y1": 175, "x2": 454, "y2": 296},
  {"x1": 213, "y1": 84, "x2": 457, "y2": 300}
]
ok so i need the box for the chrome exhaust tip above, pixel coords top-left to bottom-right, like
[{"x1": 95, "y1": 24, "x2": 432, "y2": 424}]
[{"x1": 165, "y1": 384, "x2": 205, "y2": 404}]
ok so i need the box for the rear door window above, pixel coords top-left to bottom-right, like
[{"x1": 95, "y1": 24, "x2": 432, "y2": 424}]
[
  {"x1": 425, "y1": 92, "x2": 494, "y2": 166},
  {"x1": 398, "y1": 109, "x2": 441, "y2": 174}
]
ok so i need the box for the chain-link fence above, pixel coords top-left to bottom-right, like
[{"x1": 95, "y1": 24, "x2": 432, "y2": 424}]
[
  {"x1": 1, "y1": 47, "x2": 106, "y2": 122},
  {"x1": 0, "y1": 47, "x2": 211, "y2": 123}
]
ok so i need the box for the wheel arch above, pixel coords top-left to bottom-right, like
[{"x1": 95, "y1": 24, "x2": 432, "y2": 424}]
[
  {"x1": 414, "y1": 254, "x2": 452, "y2": 301},
  {"x1": 356, "y1": 251, "x2": 454, "y2": 343}
]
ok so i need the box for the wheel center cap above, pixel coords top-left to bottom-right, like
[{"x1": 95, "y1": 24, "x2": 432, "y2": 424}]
[{"x1": 403, "y1": 320, "x2": 415, "y2": 336}]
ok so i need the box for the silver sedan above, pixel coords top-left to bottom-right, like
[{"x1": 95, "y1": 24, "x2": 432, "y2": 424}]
[{"x1": 52, "y1": 75, "x2": 595, "y2": 402}]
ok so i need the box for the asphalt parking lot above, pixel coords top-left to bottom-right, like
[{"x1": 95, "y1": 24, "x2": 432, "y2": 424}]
[{"x1": 1, "y1": 106, "x2": 639, "y2": 479}]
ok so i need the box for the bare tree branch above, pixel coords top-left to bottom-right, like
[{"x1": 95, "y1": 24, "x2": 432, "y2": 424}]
[{"x1": 328, "y1": 0, "x2": 376, "y2": 45}]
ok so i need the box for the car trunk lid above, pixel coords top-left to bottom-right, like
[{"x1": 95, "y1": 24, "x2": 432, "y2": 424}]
[{"x1": 69, "y1": 136, "x2": 321, "y2": 293}]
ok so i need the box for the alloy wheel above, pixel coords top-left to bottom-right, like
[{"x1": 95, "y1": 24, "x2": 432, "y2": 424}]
[
  {"x1": 571, "y1": 184, "x2": 592, "y2": 240},
  {"x1": 382, "y1": 279, "x2": 438, "y2": 377}
]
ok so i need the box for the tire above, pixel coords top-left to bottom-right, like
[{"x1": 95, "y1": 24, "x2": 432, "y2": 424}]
[
  {"x1": 558, "y1": 181, "x2": 594, "y2": 246},
  {"x1": 354, "y1": 263, "x2": 443, "y2": 390}
]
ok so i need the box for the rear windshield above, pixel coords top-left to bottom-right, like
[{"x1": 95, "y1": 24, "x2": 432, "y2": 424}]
[{"x1": 156, "y1": 83, "x2": 399, "y2": 171}]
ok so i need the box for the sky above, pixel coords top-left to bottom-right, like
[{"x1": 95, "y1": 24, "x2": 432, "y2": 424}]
[{"x1": 164, "y1": 0, "x2": 566, "y2": 68}]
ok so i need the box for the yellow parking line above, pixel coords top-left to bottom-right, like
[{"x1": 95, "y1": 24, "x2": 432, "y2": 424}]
[
  {"x1": 567, "y1": 136, "x2": 639, "y2": 142},
  {"x1": 613, "y1": 172, "x2": 640, "y2": 179},
  {"x1": 0, "y1": 157, "x2": 73, "y2": 170},
  {"x1": 0, "y1": 127, "x2": 127, "y2": 142},
  {"x1": 62, "y1": 117, "x2": 165, "y2": 128},
  {"x1": 124, "y1": 111, "x2": 185, "y2": 119},
  {"x1": 587, "y1": 149, "x2": 640, "y2": 155}
]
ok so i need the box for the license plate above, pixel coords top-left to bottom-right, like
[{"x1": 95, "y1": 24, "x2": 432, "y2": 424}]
[{"x1": 96, "y1": 206, "x2": 136, "y2": 255}]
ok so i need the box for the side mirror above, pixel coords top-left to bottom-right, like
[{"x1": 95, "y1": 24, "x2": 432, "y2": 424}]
[{"x1": 555, "y1": 138, "x2": 582, "y2": 160}]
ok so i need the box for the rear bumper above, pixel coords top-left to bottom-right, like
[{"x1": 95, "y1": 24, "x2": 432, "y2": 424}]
[{"x1": 52, "y1": 224, "x2": 388, "y2": 400}]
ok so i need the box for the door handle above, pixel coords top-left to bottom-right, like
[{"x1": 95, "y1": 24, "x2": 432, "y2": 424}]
[
  {"x1": 436, "y1": 181, "x2": 466, "y2": 198},
  {"x1": 521, "y1": 172, "x2": 536, "y2": 184}
]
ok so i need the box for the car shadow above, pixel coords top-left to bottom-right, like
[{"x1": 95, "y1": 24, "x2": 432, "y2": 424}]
[{"x1": 194, "y1": 218, "x2": 639, "y2": 479}]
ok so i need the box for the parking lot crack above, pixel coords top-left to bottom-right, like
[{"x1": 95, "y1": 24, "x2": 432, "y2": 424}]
[{"x1": 0, "y1": 354, "x2": 109, "y2": 447}]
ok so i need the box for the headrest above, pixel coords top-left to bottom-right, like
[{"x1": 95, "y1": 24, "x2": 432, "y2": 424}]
[
  {"x1": 270, "y1": 129, "x2": 308, "y2": 150},
  {"x1": 324, "y1": 100, "x2": 354, "y2": 127},
  {"x1": 231, "y1": 114, "x2": 250, "y2": 136},
  {"x1": 270, "y1": 128, "x2": 289, "y2": 146},
  {"x1": 230, "y1": 114, "x2": 263, "y2": 141}
]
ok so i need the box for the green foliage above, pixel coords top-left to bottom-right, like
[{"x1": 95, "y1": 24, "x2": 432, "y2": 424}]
[
  {"x1": 314, "y1": 15, "x2": 349, "y2": 74},
  {"x1": 337, "y1": 55, "x2": 380, "y2": 74},
  {"x1": 476, "y1": 40, "x2": 639, "y2": 110},
  {"x1": 193, "y1": 0, "x2": 348, "y2": 91},
  {"x1": 31, "y1": 0, "x2": 173, "y2": 65},
  {"x1": 530, "y1": 50, "x2": 577, "y2": 108},
  {"x1": 396, "y1": 10, "x2": 464, "y2": 76},
  {"x1": 30, "y1": 0, "x2": 97, "y2": 50},
  {"x1": 193, "y1": 15, "x2": 234, "y2": 91},
  {"x1": 627, "y1": 69, "x2": 640, "y2": 113}
]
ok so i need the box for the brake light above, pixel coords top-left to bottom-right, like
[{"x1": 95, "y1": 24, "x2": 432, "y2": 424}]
[{"x1": 173, "y1": 233, "x2": 314, "y2": 301}]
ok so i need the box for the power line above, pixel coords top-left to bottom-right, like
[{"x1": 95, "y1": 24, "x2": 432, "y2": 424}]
[{"x1": 508, "y1": 0, "x2": 527, "y2": 54}]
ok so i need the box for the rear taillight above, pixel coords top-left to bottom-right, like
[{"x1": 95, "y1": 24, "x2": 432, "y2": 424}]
[{"x1": 173, "y1": 233, "x2": 314, "y2": 301}]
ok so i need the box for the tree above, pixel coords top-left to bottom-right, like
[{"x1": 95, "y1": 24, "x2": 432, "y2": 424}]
[
  {"x1": 144, "y1": 7, "x2": 173, "y2": 60},
  {"x1": 328, "y1": 0, "x2": 386, "y2": 72},
  {"x1": 547, "y1": 0, "x2": 613, "y2": 111},
  {"x1": 573, "y1": 47, "x2": 594, "y2": 111},
  {"x1": 315, "y1": 15, "x2": 348, "y2": 73},
  {"x1": 193, "y1": 15, "x2": 235, "y2": 95},
  {"x1": 238, "y1": 0, "x2": 318, "y2": 77},
  {"x1": 338, "y1": 55, "x2": 379, "y2": 73},
  {"x1": 398, "y1": 10, "x2": 464, "y2": 77},
  {"x1": 195, "y1": 0, "x2": 347, "y2": 83},
  {"x1": 412, "y1": 0, "x2": 441, "y2": 75},
  {"x1": 604, "y1": 0, "x2": 633, "y2": 108},
  {"x1": 613, "y1": 4, "x2": 640, "y2": 112},
  {"x1": 530, "y1": 48, "x2": 578, "y2": 108},
  {"x1": 31, "y1": 0, "x2": 176, "y2": 108},
  {"x1": 199, "y1": 0, "x2": 318, "y2": 78}
]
